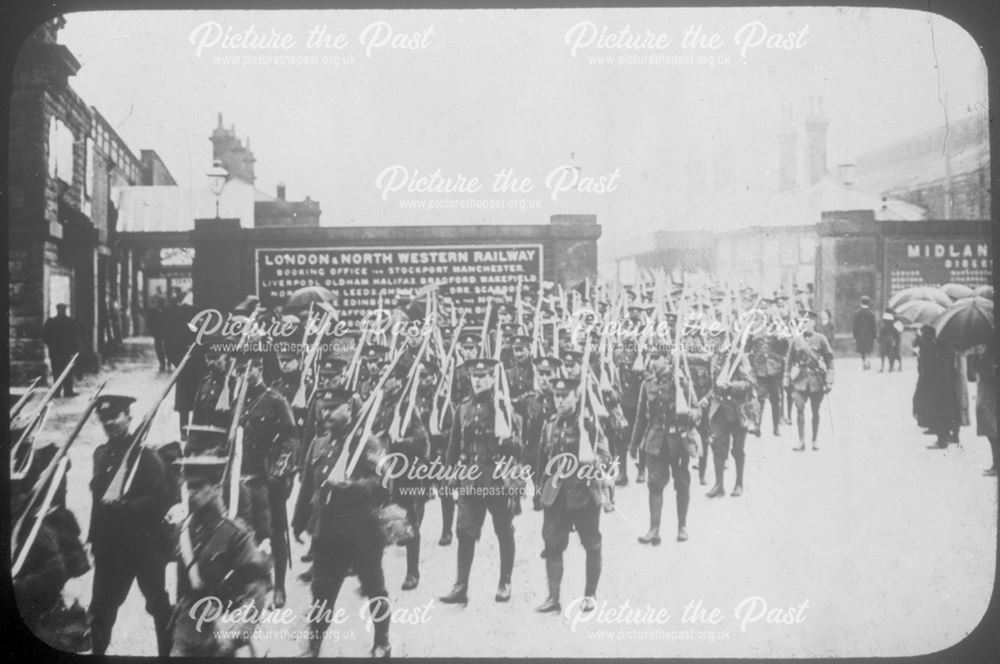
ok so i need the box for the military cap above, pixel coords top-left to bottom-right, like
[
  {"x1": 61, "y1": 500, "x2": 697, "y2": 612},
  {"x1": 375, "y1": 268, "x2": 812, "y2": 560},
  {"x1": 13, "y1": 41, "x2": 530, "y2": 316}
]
[
  {"x1": 496, "y1": 302, "x2": 515, "y2": 314},
  {"x1": 274, "y1": 343, "x2": 301, "y2": 359},
  {"x1": 95, "y1": 394, "x2": 136, "y2": 419},
  {"x1": 511, "y1": 334, "x2": 532, "y2": 347},
  {"x1": 533, "y1": 356, "x2": 563, "y2": 371},
  {"x1": 500, "y1": 323, "x2": 521, "y2": 336},
  {"x1": 860, "y1": 295, "x2": 871, "y2": 306},
  {"x1": 457, "y1": 332, "x2": 482, "y2": 347},
  {"x1": 362, "y1": 344, "x2": 389, "y2": 359},
  {"x1": 420, "y1": 359, "x2": 441, "y2": 376},
  {"x1": 317, "y1": 357, "x2": 348, "y2": 374},
  {"x1": 560, "y1": 349, "x2": 584, "y2": 364},
  {"x1": 628, "y1": 303, "x2": 655, "y2": 313},
  {"x1": 313, "y1": 388, "x2": 354, "y2": 405},
  {"x1": 551, "y1": 377, "x2": 580, "y2": 394},
  {"x1": 462, "y1": 358, "x2": 498, "y2": 374},
  {"x1": 882, "y1": 312, "x2": 895, "y2": 321},
  {"x1": 174, "y1": 455, "x2": 228, "y2": 484},
  {"x1": 805, "y1": 310, "x2": 819, "y2": 320},
  {"x1": 464, "y1": 314, "x2": 485, "y2": 327}
]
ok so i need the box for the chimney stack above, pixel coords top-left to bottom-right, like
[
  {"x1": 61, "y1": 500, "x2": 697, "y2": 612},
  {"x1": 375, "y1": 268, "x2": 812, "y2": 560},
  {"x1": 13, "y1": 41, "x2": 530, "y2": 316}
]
[
  {"x1": 276, "y1": 183, "x2": 286, "y2": 200},
  {"x1": 805, "y1": 96, "x2": 828, "y2": 185},
  {"x1": 776, "y1": 103, "x2": 797, "y2": 193}
]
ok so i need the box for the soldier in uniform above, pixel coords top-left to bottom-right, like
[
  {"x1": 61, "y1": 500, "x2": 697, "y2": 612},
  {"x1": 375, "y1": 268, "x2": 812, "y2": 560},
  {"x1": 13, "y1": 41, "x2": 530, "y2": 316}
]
[
  {"x1": 87, "y1": 395, "x2": 174, "y2": 656},
  {"x1": 235, "y1": 350, "x2": 300, "y2": 609},
  {"x1": 168, "y1": 457, "x2": 270, "y2": 657},
  {"x1": 747, "y1": 325, "x2": 787, "y2": 438},
  {"x1": 535, "y1": 378, "x2": 611, "y2": 614},
  {"x1": 440, "y1": 358, "x2": 523, "y2": 605},
  {"x1": 417, "y1": 358, "x2": 457, "y2": 546},
  {"x1": 683, "y1": 349, "x2": 714, "y2": 486},
  {"x1": 449, "y1": 332, "x2": 482, "y2": 406},
  {"x1": 306, "y1": 417, "x2": 393, "y2": 657},
  {"x1": 13, "y1": 444, "x2": 91, "y2": 652},
  {"x1": 506, "y1": 335, "x2": 535, "y2": 400},
  {"x1": 372, "y1": 362, "x2": 432, "y2": 591},
  {"x1": 292, "y1": 388, "x2": 358, "y2": 584},
  {"x1": 522, "y1": 356, "x2": 562, "y2": 511},
  {"x1": 359, "y1": 344, "x2": 390, "y2": 401},
  {"x1": 190, "y1": 335, "x2": 234, "y2": 431},
  {"x1": 784, "y1": 311, "x2": 835, "y2": 451},
  {"x1": 630, "y1": 350, "x2": 695, "y2": 544},
  {"x1": 614, "y1": 340, "x2": 643, "y2": 486},
  {"x1": 703, "y1": 342, "x2": 757, "y2": 498}
]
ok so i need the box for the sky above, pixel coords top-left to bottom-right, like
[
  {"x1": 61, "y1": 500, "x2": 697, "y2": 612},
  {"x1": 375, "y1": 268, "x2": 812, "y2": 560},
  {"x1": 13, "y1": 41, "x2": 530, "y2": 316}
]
[{"x1": 54, "y1": 7, "x2": 987, "y2": 255}]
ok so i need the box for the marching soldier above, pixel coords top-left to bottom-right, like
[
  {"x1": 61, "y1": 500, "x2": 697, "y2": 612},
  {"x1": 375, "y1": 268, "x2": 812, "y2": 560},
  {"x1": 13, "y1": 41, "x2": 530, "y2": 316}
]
[
  {"x1": 784, "y1": 311, "x2": 835, "y2": 451},
  {"x1": 235, "y1": 350, "x2": 300, "y2": 609},
  {"x1": 535, "y1": 378, "x2": 610, "y2": 614},
  {"x1": 168, "y1": 457, "x2": 271, "y2": 657},
  {"x1": 747, "y1": 324, "x2": 787, "y2": 438},
  {"x1": 684, "y1": 350, "x2": 714, "y2": 486},
  {"x1": 630, "y1": 350, "x2": 696, "y2": 544},
  {"x1": 417, "y1": 359, "x2": 458, "y2": 546},
  {"x1": 292, "y1": 388, "x2": 359, "y2": 584},
  {"x1": 359, "y1": 344, "x2": 390, "y2": 401},
  {"x1": 506, "y1": 335, "x2": 535, "y2": 400},
  {"x1": 13, "y1": 444, "x2": 91, "y2": 652},
  {"x1": 190, "y1": 335, "x2": 233, "y2": 431},
  {"x1": 87, "y1": 395, "x2": 174, "y2": 656},
  {"x1": 372, "y1": 362, "x2": 432, "y2": 591},
  {"x1": 449, "y1": 332, "x2": 482, "y2": 405},
  {"x1": 440, "y1": 358, "x2": 523, "y2": 605},
  {"x1": 306, "y1": 417, "x2": 393, "y2": 657},
  {"x1": 614, "y1": 341, "x2": 642, "y2": 486},
  {"x1": 704, "y1": 342, "x2": 757, "y2": 498}
]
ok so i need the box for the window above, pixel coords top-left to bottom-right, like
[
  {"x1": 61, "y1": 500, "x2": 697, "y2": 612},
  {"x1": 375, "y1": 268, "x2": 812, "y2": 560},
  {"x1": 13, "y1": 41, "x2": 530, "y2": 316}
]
[{"x1": 48, "y1": 118, "x2": 75, "y2": 184}]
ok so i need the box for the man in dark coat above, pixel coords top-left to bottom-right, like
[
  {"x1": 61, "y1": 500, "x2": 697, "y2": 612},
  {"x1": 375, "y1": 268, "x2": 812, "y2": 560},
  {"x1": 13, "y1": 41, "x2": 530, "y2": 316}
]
[
  {"x1": 87, "y1": 394, "x2": 175, "y2": 656},
  {"x1": 852, "y1": 295, "x2": 877, "y2": 371},
  {"x1": 42, "y1": 304, "x2": 80, "y2": 397},
  {"x1": 147, "y1": 298, "x2": 170, "y2": 372}
]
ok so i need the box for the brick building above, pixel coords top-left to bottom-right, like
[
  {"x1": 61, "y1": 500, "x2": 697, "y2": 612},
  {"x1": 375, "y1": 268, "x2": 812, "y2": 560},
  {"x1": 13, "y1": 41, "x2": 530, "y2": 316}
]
[{"x1": 8, "y1": 18, "x2": 176, "y2": 383}]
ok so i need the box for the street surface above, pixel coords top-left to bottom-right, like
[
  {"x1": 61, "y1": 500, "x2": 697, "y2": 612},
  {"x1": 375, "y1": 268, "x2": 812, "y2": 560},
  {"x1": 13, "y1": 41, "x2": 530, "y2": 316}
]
[{"x1": 28, "y1": 340, "x2": 997, "y2": 657}]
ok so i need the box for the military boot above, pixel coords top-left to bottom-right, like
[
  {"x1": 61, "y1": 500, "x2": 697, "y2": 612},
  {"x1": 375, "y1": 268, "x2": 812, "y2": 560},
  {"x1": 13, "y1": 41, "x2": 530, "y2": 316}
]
[
  {"x1": 638, "y1": 492, "x2": 662, "y2": 544},
  {"x1": 705, "y1": 455, "x2": 726, "y2": 498},
  {"x1": 440, "y1": 537, "x2": 474, "y2": 604},
  {"x1": 536, "y1": 557, "x2": 563, "y2": 613}
]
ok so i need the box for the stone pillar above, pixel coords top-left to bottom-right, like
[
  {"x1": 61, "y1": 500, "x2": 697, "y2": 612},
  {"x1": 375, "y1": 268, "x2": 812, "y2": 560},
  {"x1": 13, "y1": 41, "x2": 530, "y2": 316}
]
[
  {"x1": 816, "y1": 211, "x2": 880, "y2": 353},
  {"x1": 191, "y1": 218, "x2": 243, "y2": 312}
]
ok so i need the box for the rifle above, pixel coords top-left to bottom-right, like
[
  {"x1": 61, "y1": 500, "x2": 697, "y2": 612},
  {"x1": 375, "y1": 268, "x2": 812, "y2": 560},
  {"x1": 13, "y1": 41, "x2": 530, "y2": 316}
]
[
  {"x1": 12, "y1": 381, "x2": 108, "y2": 577},
  {"x1": 10, "y1": 376, "x2": 42, "y2": 421},
  {"x1": 11, "y1": 356, "x2": 80, "y2": 479},
  {"x1": 222, "y1": 363, "x2": 252, "y2": 520},
  {"x1": 215, "y1": 306, "x2": 262, "y2": 411},
  {"x1": 103, "y1": 344, "x2": 196, "y2": 502}
]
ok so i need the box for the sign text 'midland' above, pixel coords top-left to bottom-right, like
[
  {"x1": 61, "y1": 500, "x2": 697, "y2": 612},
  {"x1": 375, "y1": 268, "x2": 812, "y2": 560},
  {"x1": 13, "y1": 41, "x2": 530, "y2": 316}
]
[{"x1": 907, "y1": 243, "x2": 989, "y2": 259}]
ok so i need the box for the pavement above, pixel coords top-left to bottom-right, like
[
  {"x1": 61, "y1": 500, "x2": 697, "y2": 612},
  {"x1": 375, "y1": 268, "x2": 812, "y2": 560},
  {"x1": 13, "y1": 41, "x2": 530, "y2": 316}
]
[{"x1": 22, "y1": 340, "x2": 998, "y2": 657}]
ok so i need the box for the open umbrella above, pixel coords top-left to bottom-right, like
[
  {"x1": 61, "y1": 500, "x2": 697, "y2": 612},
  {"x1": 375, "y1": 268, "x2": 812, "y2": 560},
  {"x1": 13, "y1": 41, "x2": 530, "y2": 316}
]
[
  {"x1": 974, "y1": 284, "x2": 993, "y2": 299},
  {"x1": 940, "y1": 283, "x2": 974, "y2": 300},
  {"x1": 888, "y1": 286, "x2": 952, "y2": 310},
  {"x1": 934, "y1": 296, "x2": 994, "y2": 350},
  {"x1": 894, "y1": 299, "x2": 947, "y2": 326},
  {"x1": 285, "y1": 285, "x2": 335, "y2": 314}
]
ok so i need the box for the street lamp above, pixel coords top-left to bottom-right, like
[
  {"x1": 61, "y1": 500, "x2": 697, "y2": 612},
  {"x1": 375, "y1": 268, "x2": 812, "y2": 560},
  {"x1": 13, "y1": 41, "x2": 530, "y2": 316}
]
[{"x1": 207, "y1": 160, "x2": 228, "y2": 218}]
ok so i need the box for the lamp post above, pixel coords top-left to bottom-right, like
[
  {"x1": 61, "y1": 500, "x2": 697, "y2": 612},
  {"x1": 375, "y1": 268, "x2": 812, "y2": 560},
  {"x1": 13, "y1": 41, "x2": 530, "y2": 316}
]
[{"x1": 207, "y1": 160, "x2": 228, "y2": 218}]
